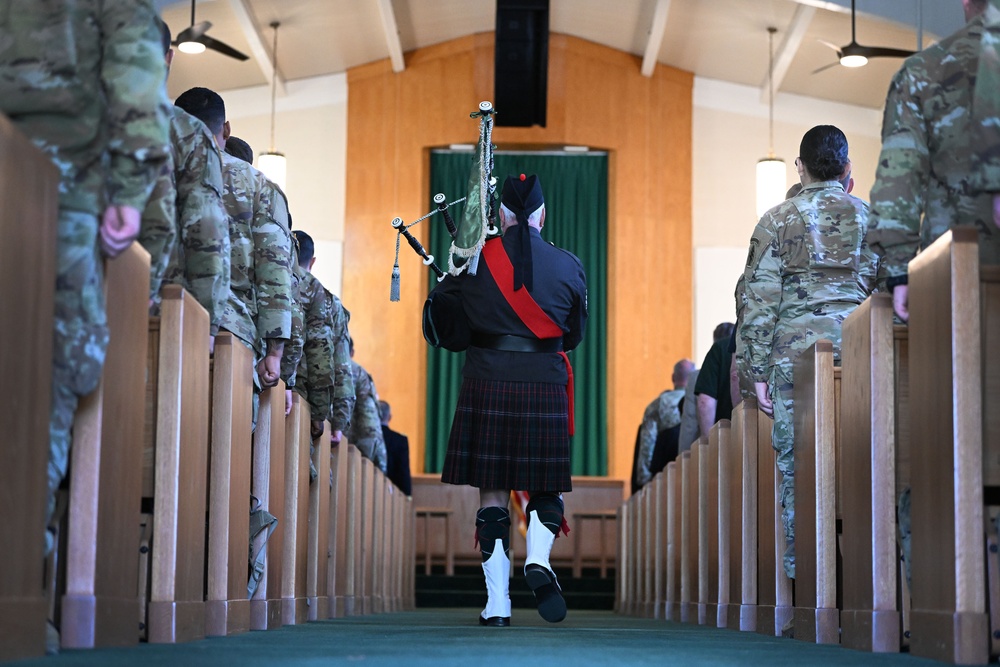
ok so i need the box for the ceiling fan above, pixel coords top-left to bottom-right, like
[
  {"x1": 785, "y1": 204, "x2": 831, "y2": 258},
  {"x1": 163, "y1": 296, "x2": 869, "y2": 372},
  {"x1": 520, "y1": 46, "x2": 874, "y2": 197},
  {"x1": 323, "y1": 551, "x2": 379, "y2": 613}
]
[
  {"x1": 813, "y1": 0, "x2": 915, "y2": 74},
  {"x1": 174, "y1": 0, "x2": 250, "y2": 61}
]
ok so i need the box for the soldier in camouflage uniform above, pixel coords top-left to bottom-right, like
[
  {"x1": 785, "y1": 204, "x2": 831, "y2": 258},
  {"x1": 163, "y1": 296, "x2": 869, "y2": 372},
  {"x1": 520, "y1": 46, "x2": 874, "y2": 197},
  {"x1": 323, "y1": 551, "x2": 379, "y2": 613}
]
[
  {"x1": 868, "y1": 0, "x2": 997, "y2": 583},
  {"x1": 739, "y1": 125, "x2": 878, "y2": 579},
  {"x1": 139, "y1": 21, "x2": 229, "y2": 332},
  {"x1": 973, "y1": 0, "x2": 1000, "y2": 225},
  {"x1": 0, "y1": 0, "x2": 171, "y2": 552},
  {"x1": 290, "y1": 231, "x2": 341, "y2": 440},
  {"x1": 329, "y1": 293, "x2": 356, "y2": 441},
  {"x1": 174, "y1": 89, "x2": 293, "y2": 397},
  {"x1": 868, "y1": 0, "x2": 999, "y2": 323},
  {"x1": 633, "y1": 359, "x2": 694, "y2": 491},
  {"x1": 347, "y1": 339, "x2": 387, "y2": 472}
]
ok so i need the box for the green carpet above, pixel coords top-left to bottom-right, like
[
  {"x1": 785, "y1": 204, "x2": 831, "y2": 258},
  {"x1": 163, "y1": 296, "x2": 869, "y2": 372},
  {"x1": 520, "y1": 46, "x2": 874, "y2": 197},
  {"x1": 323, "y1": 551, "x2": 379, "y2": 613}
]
[{"x1": 9, "y1": 610, "x2": 955, "y2": 666}]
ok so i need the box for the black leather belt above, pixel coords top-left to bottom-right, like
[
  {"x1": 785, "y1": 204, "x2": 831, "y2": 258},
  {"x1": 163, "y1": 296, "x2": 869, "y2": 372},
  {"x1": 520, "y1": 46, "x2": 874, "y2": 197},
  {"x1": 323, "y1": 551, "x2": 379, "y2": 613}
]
[{"x1": 470, "y1": 333, "x2": 563, "y2": 353}]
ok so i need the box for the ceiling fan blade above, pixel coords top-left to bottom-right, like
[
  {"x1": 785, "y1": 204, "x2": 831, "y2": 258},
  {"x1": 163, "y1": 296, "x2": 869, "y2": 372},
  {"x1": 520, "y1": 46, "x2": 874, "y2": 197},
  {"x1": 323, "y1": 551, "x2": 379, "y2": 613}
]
[
  {"x1": 817, "y1": 39, "x2": 843, "y2": 55},
  {"x1": 174, "y1": 20, "x2": 211, "y2": 43},
  {"x1": 864, "y1": 46, "x2": 917, "y2": 59},
  {"x1": 811, "y1": 61, "x2": 841, "y2": 75},
  {"x1": 201, "y1": 35, "x2": 250, "y2": 61}
]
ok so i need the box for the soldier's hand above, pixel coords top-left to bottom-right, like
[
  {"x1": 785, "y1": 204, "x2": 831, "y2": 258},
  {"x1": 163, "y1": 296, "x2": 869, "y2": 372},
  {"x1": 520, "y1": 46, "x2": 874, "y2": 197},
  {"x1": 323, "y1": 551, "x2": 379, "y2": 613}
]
[
  {"x1": 754, "y1": 381, "x2": 774, "y2": 418},
  {"x1": 892, "y1": 284, "x2": 909, "y2": 323},
  {"x1": 257, "y1": 354, "x2": 281, "y2": 388},
  {"x1": 285, "y1": 389, "x2": 293, "y2": 415},
  {"x1": 330, "y1": 429, "x2": 343, "y2": 447},
  {"x1": 99, "y1": 205, "x2": 141, "y2": 257},
  {"x1": 311, "y1": 420, "x2": 325, "y2": 439}
]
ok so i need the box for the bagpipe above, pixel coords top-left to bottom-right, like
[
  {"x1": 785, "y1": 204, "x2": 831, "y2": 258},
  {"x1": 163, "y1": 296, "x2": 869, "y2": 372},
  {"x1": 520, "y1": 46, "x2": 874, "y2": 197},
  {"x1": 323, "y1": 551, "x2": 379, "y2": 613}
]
[{"x1": 389, "y1": 101, "x2": 501, "y2": 302}]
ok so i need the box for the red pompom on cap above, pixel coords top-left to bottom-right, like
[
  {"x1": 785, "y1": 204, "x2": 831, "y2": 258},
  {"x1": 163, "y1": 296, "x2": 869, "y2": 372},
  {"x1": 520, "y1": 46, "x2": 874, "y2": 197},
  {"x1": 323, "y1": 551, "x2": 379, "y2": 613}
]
[{"x1": 519, "y1": 173, "x2": 526, "y2": 181}]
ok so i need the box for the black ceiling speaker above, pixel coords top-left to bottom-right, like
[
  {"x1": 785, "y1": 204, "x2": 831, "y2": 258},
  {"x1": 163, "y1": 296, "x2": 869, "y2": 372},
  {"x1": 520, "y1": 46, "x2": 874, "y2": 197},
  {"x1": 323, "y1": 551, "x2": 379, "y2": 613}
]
[{"x1": 494, "y1": 0, "x2": 549, "y2": 128}]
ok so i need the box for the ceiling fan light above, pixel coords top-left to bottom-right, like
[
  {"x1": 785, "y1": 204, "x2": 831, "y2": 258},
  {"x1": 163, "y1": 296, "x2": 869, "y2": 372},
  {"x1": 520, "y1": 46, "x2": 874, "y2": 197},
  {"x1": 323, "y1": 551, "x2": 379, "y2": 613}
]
[
  {"x1": 257, "y1": 152, "x2": 287, "y2": 191},
  {"x1": 177, "y1": 40, "x2": 206, "y2": 54},
  {"x1": 756, "y1": 157, "x2": 786, "y2": 219},
  {"x1": 840, "y1": 54, "x2": 868, "y2": 68}
]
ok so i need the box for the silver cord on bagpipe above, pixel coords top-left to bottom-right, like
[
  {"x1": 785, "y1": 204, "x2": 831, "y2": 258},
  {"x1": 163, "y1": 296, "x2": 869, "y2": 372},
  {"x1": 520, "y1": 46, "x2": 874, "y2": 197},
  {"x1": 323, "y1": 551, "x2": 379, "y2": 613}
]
[{"x1": 390, "y1": 100, "x2": 499, "y2": 302}]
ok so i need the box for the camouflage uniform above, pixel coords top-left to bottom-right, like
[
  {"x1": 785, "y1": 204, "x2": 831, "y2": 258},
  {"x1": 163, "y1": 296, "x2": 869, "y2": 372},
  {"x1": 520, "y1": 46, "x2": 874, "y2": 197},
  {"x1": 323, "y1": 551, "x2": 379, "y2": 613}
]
[
  {"x1": 739, "y1": 181, "x2": 878, "y2": 578},
  {"x1": 281, "y1": 252, "x2": 304, "y2": 389},
  {"x1": 0, "y1": 0, "x2": 171, "y2": 550},
  {"x1": 347, "y1": 360, "x2": 387, "y2": 472},
  {"x1": 293, "y1": 268, "x2": 337, "y2": 422},
  {"x1": 868, "y1": 13, "x2": 1000, "y2": 280},
  {"x1": 329, "y1": 295, "x2": 355, "y2": 433},
  {"x1": 139, "y1": 105, "x2": 229, "y2": 332},
  {"x1": 973, "y1": 2, "x2": 1000, "y2": 191},
  {"x1": 217, "y1": 152, "x2": 293, "y2": 355},
  {"x1": 633, "y1": 388, "x2": 684, "y2": 489}
]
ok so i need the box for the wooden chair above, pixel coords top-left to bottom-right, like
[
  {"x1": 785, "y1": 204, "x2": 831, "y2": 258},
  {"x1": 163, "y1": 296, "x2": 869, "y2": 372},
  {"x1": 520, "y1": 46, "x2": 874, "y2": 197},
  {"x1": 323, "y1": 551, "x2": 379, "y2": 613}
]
[
  {"x1": 0, "y1": 114, "x2": 57, "y2": 662},
  {"x1": 729, "y1": 401, "x2": 759, "y2": 632},
  {"x1": 754, "y1": 405, "x2": 790, "y2": 636},
  {"x1": 205, "y1": 333, "x2": 253, "y2": 637},
  {"x1": 147, "y1": 286, "x2": 211, "y2": 644},
  {"x1": 572, "y1": 510, "x2": 616, "y2": 579},
  {"x1": 308, "y1": 428, "x2": 332, "y2": 621},
  {"x1": 250, "y1": 383, "x2": 286, "y2": 630},
  {"x1": 62, "y1": 244, "x2": 149, "y2": 648},
  {"x1": 680, "y1": 447, "x2": 699, "y2": 623},
  {"x1": 908, "y1": 228, "x2": 990, "y2": 664},
  {"x1": 840, "y1": 294, "x2": 903, "y2": 653},
  {"x1": 281, "y1": 393, "x2": 311, "y2": 624},
  {"x1": 415, "y1": 508, "x2": 455, "y2": 576},
  {"x1": 792, "y1": 340, "x2": 840, "y2": 644}
]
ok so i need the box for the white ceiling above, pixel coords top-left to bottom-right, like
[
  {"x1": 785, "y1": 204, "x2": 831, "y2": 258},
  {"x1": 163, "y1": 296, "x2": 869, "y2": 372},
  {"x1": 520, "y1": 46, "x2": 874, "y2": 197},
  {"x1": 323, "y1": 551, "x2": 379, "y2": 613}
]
[{"x1": 159, "y1": 0, "x2": 966, "y2": 110}]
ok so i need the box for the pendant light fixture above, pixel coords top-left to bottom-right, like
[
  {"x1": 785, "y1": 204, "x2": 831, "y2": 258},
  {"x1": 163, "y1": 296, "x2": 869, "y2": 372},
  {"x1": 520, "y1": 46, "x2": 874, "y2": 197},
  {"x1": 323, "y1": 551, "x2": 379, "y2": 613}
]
[
  {"x1": 755, "y1": 26, "x2": 785, "y2": 219},
  {"x1": 257, "y1": 21, "x2": 287, "y2": 191}
]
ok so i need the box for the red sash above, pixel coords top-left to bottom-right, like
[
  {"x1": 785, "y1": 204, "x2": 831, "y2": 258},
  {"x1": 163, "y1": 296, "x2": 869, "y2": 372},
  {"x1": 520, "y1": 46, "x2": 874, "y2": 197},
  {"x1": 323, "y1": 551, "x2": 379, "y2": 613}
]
[{"x1": 481, "y1": 238, "x2": 575, "y2": 436}]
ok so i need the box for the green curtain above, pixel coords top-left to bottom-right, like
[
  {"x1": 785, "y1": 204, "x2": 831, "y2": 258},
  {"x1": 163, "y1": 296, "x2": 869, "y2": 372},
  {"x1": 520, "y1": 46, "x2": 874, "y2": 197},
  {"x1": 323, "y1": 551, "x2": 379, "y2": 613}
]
[{"x1": 424, "y1": 151, "x2": 608, "y2": 476}]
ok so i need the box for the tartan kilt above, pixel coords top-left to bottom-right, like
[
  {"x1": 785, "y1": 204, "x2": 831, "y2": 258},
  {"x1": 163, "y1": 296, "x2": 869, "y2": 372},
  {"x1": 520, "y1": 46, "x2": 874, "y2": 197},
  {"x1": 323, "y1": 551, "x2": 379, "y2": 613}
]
[{"x1": 442, "y1": 377, "x2": 572, "y2": 493}]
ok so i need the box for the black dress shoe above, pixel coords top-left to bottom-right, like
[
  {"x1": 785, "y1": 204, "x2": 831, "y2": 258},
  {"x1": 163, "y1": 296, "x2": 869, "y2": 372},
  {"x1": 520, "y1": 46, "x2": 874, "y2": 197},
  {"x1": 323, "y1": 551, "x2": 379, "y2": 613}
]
[
  {"x1": 524, "y1": 564, "x2": 567, "y2": 623},
  {"x1": 479, "y1": 614, "x2": 511, "y2": 627}
]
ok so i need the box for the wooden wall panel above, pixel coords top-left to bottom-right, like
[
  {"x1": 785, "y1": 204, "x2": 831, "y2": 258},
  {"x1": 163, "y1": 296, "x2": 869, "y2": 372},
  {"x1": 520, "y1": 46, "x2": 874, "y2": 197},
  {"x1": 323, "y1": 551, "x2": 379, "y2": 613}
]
[{"x1": 345, "y1": 34, "x2": 693, "y2": 481}]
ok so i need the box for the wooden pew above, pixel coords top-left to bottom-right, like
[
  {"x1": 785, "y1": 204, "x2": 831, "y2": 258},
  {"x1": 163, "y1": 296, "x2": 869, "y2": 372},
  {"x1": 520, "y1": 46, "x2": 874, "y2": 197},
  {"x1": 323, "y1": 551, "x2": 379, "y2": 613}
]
[
  {"x1": 372, "y1": 470, "x2": 386, "y2": 613},
  {"x1": 359, "y1": 456, "x2": 376, "y2": 614},
  {"x1": 328, "y1": 440, "x2": 349, "y2": 617},
  {"x1": 615, "y1": 503, "x2": 626, "y2": 614},
  {"x1": 308, "y1": 428, "x2": 332, "y2": 621},
  {"x1": 699, "y1": 433, "x2": 720, "y2": 626},
  {"x1": 205, "y1": 333, "x2": 253, "y2": 637},
  {"x1": 62, "y1": 243, "x2": 149, "y2": 649},
  {"x1": 282, "y1": 393, "x2": 311, "y2": 624},
  {"x1": 405, "y1": 495, "x2": 415, "y2": 610},
  {"x1": 665, "y1": 460, "x2": 682, "y2": 621},
  {"x1": 729, "y1": 401, "x2": 759, "y2": 632},
  {"x1": 343, "y1": 445, "x2": 362, "y2": 615},
  {"x1": 754, "y1": 404, "x2": 789, "y2": 636},
  {"x1": 633, "y1": 486, "x2": 646, "y2": 616},
  {"x1": 713, "y1": 420, "x2": 732, "y2": 629},
  {"x1": 0, "y1": 113, "x2": 57, "y2": 662},
  {"x1": 680, "y1": 447, "x2": 699, "y2": 623},
  {"x1": 908, "y1": 228, "x2": 989, "y2": 664},
  {"x1": 250, "y1": 383, "x2": 286, "y2": 630},
  {"x1": 840, "y1": 294, "x2": 903, "y2": 653},
  {"x1": 653, "y1": 472, "x2": 667, "y2": 619},
  {"x1": 147, "y1": 286, "x2": 211, "y2": 644},
  {"x1": 792, "y1": 340, "x2": 840, "y2": 644}
]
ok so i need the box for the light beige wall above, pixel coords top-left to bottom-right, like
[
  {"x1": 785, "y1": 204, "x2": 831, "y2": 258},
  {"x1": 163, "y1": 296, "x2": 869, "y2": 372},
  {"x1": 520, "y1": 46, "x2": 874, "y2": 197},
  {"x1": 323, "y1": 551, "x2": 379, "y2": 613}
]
[
  {"x1": 690, "y1": 76, "x2": 884, "y2": 363},
  {"x1": 219, "y1": 74, "x2": 348, "y2": 295}
]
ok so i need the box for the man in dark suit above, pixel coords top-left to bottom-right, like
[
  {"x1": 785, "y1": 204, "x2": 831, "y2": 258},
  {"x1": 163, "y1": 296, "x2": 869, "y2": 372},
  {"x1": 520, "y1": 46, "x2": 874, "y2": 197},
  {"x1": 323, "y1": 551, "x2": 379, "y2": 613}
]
[{"x1": 378, "y1": 400, "x2": 411, "y2": 496}]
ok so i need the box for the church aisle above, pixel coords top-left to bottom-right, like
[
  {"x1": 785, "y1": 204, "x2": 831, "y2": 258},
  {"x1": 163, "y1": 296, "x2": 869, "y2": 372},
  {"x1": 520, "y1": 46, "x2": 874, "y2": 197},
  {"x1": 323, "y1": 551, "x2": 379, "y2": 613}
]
[{"x1": 9, "y1": 609, "x2": 949, "y2": 666}]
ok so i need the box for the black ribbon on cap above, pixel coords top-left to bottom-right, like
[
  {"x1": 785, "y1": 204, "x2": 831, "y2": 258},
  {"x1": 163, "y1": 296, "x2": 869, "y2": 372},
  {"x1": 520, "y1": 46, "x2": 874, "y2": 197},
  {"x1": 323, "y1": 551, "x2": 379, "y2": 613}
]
[{"x1": 500, "y1": 174, "x2": 543, "y2": 291}]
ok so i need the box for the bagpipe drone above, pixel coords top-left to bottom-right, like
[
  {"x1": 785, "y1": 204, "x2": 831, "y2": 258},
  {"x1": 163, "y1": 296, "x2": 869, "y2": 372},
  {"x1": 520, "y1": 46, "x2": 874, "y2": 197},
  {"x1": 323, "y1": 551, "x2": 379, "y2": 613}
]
[{"x1": 389, "y1": 101, "x2": 500, "y2": 301}]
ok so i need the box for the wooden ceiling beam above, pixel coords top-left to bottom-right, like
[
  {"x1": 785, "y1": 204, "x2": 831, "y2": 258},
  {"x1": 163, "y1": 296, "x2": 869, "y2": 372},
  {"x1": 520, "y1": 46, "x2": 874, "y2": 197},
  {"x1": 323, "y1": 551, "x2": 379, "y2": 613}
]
[
  {"x1": 376, "y1": 0, "x2": 406, "y2": 73},
  {"x1": 760, "y1": 4, "x2": 815, "y2": 103},
  {"x1": 640, "y1": 0, "x2": 672, "y2": 78},
  {"x1": 227, "y1": 0, "x2": 286, "y2": 94}
]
